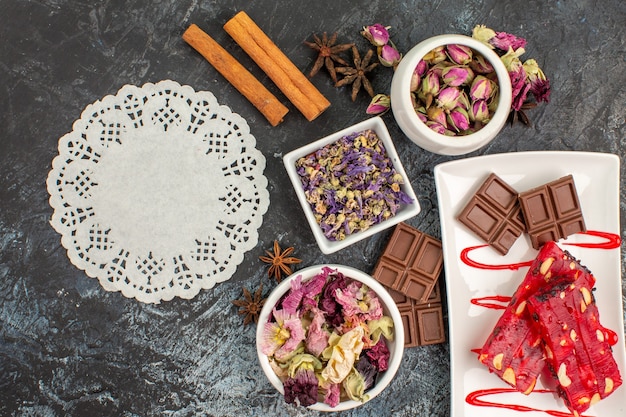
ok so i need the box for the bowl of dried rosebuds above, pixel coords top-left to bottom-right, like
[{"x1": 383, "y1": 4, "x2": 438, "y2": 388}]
[
  {"x1": 283, "y1": 116, "x2": 420, "y2": 255},
  {"x1": 390, "y1": 34, "x2": 512, "y2": 156},
  {"x1": 256, "y1": 264, "x2": 404, "y2": 411}
]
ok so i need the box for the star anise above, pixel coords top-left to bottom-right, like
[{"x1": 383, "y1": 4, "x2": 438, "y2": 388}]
[
  {"x1": 335, "y1": 46, "x2": 378, "y2": 101},
  {"x1": 508, "y1": 101, "x2": 538, "y2": 127},
  {"x1": 304, "y1": 32, "x2": 354, "y2": 83},
  {"x1": 259, "y1": 240, "x2": 302, "y2": 282},
  {"x1": 232, "y1": 284, "x2": 266, "y2": 326}
]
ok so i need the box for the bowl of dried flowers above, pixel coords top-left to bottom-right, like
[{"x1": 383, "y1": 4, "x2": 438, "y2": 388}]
[
  {"x1": 390, "y1": 33, "x2": 513, "y2": 156},
  {"x1": 283, "y1": 116, "x2": 420, "y2": 254},
  {"x1": 256, "y1": 264, "x2": 404, "y2": 411}
]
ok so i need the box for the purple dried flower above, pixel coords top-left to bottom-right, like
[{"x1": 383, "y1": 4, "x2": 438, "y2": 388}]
[
  {"x1": 365, "y1": 338, "x2": 391, "y2": 371},
  {"x1": 436, "y1": 87, "x2": 461, "y2": 110},
  {"x1": 448, "y1": 107, "x2": 470, "y2": 132},
  {"x1": 283, "y1": 368, "x2": 318, "y2": 407}
]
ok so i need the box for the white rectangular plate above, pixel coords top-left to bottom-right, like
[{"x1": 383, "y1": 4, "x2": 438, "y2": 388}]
[{"x1": 434, "y1": 151, "x2": 625, "y2": 417}]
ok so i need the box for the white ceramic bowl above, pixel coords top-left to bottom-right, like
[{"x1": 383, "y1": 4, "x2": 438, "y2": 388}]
[
  {"x1": 256, "y1": 264, "x2": 405, "y2": 412},
  {"x1": 390, "y1": 34, "x2": 513, "y2": 156},
  {"x1": 283, "y1": 116, "x2": 421, "y2": 254}
]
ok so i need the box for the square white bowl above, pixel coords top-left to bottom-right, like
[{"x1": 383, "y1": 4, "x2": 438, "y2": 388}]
[{"x1": 283, "y1": 116, "x2": 421, "y2": 254}]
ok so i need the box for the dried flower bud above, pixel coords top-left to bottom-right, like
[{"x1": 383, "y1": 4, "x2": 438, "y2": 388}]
[
  {"x1": 446, "y1": 44, "x2": 473, "y2": 65},
  {"x1": 379, "y1": 44, "x2": 402, "y2": 67},
  {"x1": 410, "y1": 60, "x2": 428, "y2": 91},
  {"x1": 469, "y1": 99, "x2": 490, "y2": 122},
  {"x1": 470, "y1": 54, "x2": 495, "y2": 74},
  {"x1": 425, "y1": 120, "x2": 448, "y2": 135},
  {"x1": 421, "y1": 70, "x2": 441, "y2": 97},
  {"x1": 366, "y1": 94, "x2": 391, "y2": 115},
  {"x1": 423, "y1": 45, "x2": 447, "y2": 64},
  {"x1": 442, "y1": 65, "x2": 475, "y2": 87},
  {"x1": 448, "y1": 107, "x2": 470, "y2": 132},
  {"x1": 426, "y1": 106, "x2": 448, "y2": 127},
  {"x1": 472, "y1": 24, "x2": 497, "y2": 46},
  {"x1": 523, "y1": 58, "x2": 551, "y2": 102},
  {"x1": 361, "y1": 24, "x2": 390, "y2": 47},
  {"x1": 509, "y1": 66, "x2": 531, "y2": 111},
  {"x1": 490, "y1": 31, "x2": 527, "y2": 51},
  {"x1": 470, "y1": 75, "x2": 495, "y2": 101},
  {"x1": 436, "y1": 86, "x2": 461, "y2": 110}
]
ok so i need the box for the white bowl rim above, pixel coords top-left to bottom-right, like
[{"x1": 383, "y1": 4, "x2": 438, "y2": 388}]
[
  {"x1": 282, "y1": 116, "x2": 421, "y2": 254},
  {"x1": 391, "y1": 34, "x2": 513, "y2": 151},
  {"x1": 256, "y1": 264, "x2": 405, "y2": 412}
]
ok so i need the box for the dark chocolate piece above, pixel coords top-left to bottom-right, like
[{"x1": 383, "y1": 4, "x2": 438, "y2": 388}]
[
  {"x1": 457, "y1": 173, "x2": 525, "y2": 255},
  {"x1": 372, "y1": 222, "x2": 443, "y2": 302},
  {"x1": 518, "y1": 175, "x2": 585, "y2": 249},
  {"x1": 388, "y1": 283, "x2": 445, "y2": 347}
]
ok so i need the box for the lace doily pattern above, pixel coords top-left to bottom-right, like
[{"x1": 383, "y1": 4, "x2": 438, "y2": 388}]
[{"x1": 47, "y1": 80, "x2": 270, "y2": 303}]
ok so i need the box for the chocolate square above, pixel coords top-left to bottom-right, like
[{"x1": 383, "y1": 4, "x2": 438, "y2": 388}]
[
  {"x1": 372, "y1": 222, "x2": 443, "y2": 302},
  {"x1": 518, "y1": 175, "x2": 585, "y2": 249},
  {"x1": 457, "y1": 173, "x2": 525, "y2": 255}
]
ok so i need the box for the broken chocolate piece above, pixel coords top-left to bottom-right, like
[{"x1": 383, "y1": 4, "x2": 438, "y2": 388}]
[
  {"x1": 457, "y1": 173, "x2": 525, "y2": 255},
  {"x1": 372, "y1": 222, "x2": 443, "y2": 302},
  {"x1": 518, "y1": 175, "x2": 586, "y2": 249}
]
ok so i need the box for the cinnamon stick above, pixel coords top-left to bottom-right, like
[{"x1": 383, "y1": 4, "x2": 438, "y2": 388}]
[
  {"x1": 223, "y1": 11, "x2": 330, "y2": 122},
  {"x1": 182, "y1": 24, "x2": 288, "y2": 127}
]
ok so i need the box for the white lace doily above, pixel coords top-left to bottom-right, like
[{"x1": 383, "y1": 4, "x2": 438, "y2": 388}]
[{"x1": 46, "y1": 80, "x2": 270, "y2": 303}]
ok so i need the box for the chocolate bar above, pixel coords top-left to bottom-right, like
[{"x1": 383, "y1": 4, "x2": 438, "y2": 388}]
[
  {"x1": 518, "y1": 175, "x2": 585, "y2": 249},
  {"x1": 388, "y1": 282, "x2": 445, "y2": 347},
  {"x1": 457, "y1": 173, "x2": 525, "y2": 255},
  {"x1": 372, "y1": 222, "x2": 443, "y2": 302}
]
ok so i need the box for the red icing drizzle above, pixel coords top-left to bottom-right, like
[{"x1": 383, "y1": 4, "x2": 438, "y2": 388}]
[
  {"x1": 465, "y1": 388, "x2": 594, "y2": 417},
  {"x1": 461, "y1": 231, "x2": 620, "y2": 271},
  {"x1": 563, "y1": 230, "x2": 621, "y2": 249},
  {"x1": 460, "y1": 245, "x2": 533, "y2": 271},
  {"x1": 470, "y1": 295, "x2": 511, "y2": 310}
]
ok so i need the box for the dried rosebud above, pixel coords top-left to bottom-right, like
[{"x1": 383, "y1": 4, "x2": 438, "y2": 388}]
[
  {"x1": 441, "y1": 65, "x2": 475, "y2": 87},
  {"x1": 415, "y1": 59, "x2": 428, "y2": 76},
  {"x1": 436, "y1": 86, "x2": 461, "y2": 110},
  {"x1": 472, "y1": 24, "x2": 497, "y2": 46},
  {"x1": 446, "y1": 44, "x2": 473, "y2": 65},
  {"x1": 490, "y1": 31, "x2": 527, "y2": 51},
  {"x1": 366, "y1": 94, "x2": 391, "y2": 115},
  {"x1": 470, "y1": 53, "x2": 495, "y2": 74},
  {"x1": 361, "y1": 24, "x2": 390, "y2": 47},
  {"x1": 426, "y1": 120, "x2": 448, "y2": 135},
  {"x1": 469, "y1": 75, "x2": 495, "y2": 101},
  {"x1": 423, "y1": 45, "x2": 447, "y2": 64},
  {"x1": 426, "y1": 106, "x2": 448, "y2": 127},
  {"x1": 379, "y1": 44, "x2": 402, "y2": 67},
  {"x1": 448, "y1": 107, "x2": 470, "y2": 132},
  {"x1": 469, "y1": 99, "x2": 490, "y2": 122},
  {"x1": 421, "y1": 70, "x2": 441, "y2": 97}
]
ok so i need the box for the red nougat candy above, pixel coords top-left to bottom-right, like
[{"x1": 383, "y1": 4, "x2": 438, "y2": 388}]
[
  {"x1": 479, "y1": 241, "x2": 593, "y2": 394},
  {"x1": 528, "y1": 277, "x2": 622, "y2": 416}
]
